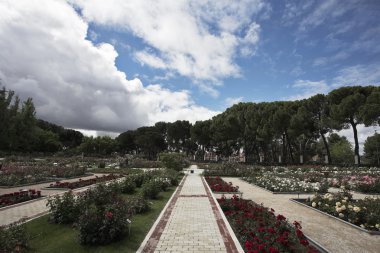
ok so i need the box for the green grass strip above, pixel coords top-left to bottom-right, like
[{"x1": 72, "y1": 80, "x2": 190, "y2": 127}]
[{"x1": 25, "y1": 188, "x2": 175, "y2": 253}]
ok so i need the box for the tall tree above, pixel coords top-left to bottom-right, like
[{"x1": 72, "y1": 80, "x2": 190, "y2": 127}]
[{"x1": 329, "y1": 86, "x2": 380, "y2": 164}]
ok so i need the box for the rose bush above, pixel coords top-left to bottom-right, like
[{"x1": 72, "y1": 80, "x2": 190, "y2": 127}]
[
  {"x1": 218, "y1": 196, "x2": 318, "y2": 253},
  {"x1": 0, "y1": 189, "x2": 41, "y2": 208},
  {"x1": 305, "y1": 190, "x2": 380, "y2": 231},
  {"x1": 205, "y1": 176, "x2": 239, "y2": 192}
]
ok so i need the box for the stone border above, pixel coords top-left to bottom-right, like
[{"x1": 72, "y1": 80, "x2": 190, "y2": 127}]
[
  {"x1": 202, "y1": 177, "x2": 245, "y2": 253},
  {"x1": 304, "y1": 234, "x2": 331, "y2": 253},
  {"x1": 137, "y1": 175, "x2": 187, "y2": 253},
  {"x1": 290, "y1": 198, "x2": 380, "y2": 235}
]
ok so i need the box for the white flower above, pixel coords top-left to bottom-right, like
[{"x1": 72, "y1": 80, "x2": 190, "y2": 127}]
[
  {"x1": 360, "y1": 224, "x2": 365, "y2": 228},
  {"x1": 335, "y1": 202, "x2": 342, "y2": 207},
  {"x1": 376, "y1": 224, "x2": 380, "y2": 229},
  {"x1": 348, "y1": 205, "x2": 353, "y2": 209},
  {"x1": 318, "y1": 202, "x2": 321, "y2": 206},
  {"x1": 339, "y1": 213, "x2": 344, "y2": 218},
  {"x1": 341, "y1": 205, "x2": 346, "y2": 211},
  {"x1": 342, "y1": 199, "x2": 347, "y2": 204},
  {"x1": 325, "y1": 204, "x2": 329, "y2": 207},
  {"x1": 353, "y1": 206, "x2": 361, "y2": 213},
  {"x1": 336, "y1": 207, "x2": 342, "y2": 213},
  {"x1": 312, "y1": 202, "x2": 317, "y2": 207}
]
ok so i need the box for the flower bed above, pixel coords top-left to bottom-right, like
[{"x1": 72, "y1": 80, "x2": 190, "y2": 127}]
[
  {"x1": 218, "y1": 195, "x2": 319, "y2": 253},
  {"x1": 48, "y1": 174, "x2": 121, "y2": 189},
  {"x1": 329, "y1": 176, "x2": 380, "y2": 194},
  {"x1": 0, "y1": 189, "x2": 42, "y2": 208},
  {"x1": 244, "y1": 173, "x2": 328, "y2": 193},
  {"x1": 0, "y1": 162, "x2": 86, "y2": 186},
  {"x1": 205, "y1": 176, "x2": 239, "y2": 192},
  {"x1": 301, "y1": 191, "x2": 380, "y2": 232}
]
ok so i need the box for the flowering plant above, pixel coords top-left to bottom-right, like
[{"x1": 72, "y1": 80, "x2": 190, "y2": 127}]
[
  {"x1": 218, "y1": 195, "x2": 318, "y2": 253},
  {"x1": 0, "y1": 189, "x2": 41, "y2": 208},
  {"x1": 205, "y1": 176, "x2": 239, "y2": 192},
  {"x1": 305, "y1": 190, "x2": 380, "y2": 231}
]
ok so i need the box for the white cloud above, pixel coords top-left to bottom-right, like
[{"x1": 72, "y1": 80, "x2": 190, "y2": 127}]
[
  {"x1": 287, "y1": 79, "x2": 330, "y2": 100},
  {"x1": 336, "y1": 125, "x2": 380, "y2": 155},
  {"x1": 70, "y1": 0, "x2": 267, "y2": 88},
  {"x1": 0, "y1": 0, "x2": 218, "y2": 133},
  {"x1": 313, "y1": 51, "x2": 349, "y2": 67},
  {"x1": 333, "y1": 64, "x2": 380, "y2": 87},
  {"x1": 225, "y1": 97, "x2": 244, "y2": 107}
]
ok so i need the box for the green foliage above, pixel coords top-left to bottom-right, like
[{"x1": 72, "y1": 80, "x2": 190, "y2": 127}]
[
  {"x1": 364, "y1": 133, "x2": 380, "y2": 165},
  {"x1": 120, "y1": 177, "x2": 136, "y2": 194},
  {"x1": 46, "y1": 191, "x2": 83, "y2": 224},
  {"x1": 329, "y1": 134, "x2": 354, "y2": 164},
  {"x1": 77, "y1": 201, "x2": 132, "y2": 245},
  {"x1": 159, "y1": 152, "x2": 187, "y2": 171},
  {"x1": 0, "y1": 220, "x2": 29, "y2": 253},
  {"x1": 126, "y1": 195, "x2": 150, "y2": 214},
  {"x1": 130, "y1": 173, "x2": 146, "y2": 188},
  {"x1": 141, "y1": 180, "x2": 162, "y2": 199}
]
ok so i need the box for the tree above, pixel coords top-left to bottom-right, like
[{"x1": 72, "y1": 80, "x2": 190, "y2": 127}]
[
  {"x1": 363, "y1": 132, "x2": 380, "y2": 165},
  {"x1": 328, "y1": 86, "x2": 380, "y2": 164},
  {"x1": 328, "y1": 133, "x2": 354, "y2": 164}
]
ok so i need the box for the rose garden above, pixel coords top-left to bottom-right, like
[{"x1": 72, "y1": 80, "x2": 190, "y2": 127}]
[{"x1": 1, "y1": 87, "x2": 380, "y2": 252}]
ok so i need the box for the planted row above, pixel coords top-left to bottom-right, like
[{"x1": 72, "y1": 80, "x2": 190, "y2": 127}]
[
  {"x1": 46, "y1": 169, "x2": 180, "y2": 245},
  {"x1": 305, "y1": 190, "x2": 380, "y2": 231},
  {"x1": 205, "y1": 176, "x2": 239, "y2": 192},
  {"x1": 218, "y1": 196, "x2": 318, "y2": 253},
  {"x1": 48, "y1": 174, "x2": 121, "y2": 189},
  {"x1": 0, "y1": 189, "x2": 41, "y2": 208}
]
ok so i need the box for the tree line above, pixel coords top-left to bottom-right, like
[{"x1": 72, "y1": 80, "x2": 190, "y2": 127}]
[{"x1": 1, "y1": 86, "x2": 379, "y2": 165}]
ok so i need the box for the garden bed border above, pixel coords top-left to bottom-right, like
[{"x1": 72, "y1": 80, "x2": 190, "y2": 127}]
[{"x1": 290, "y1": 198, "x2": 380, "y2": 235}]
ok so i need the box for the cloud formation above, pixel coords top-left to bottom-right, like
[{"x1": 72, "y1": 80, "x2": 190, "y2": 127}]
[
  {"x1": 71, "y1": 0, "x2": 267, "y2": 91},
  {"x1": 0, "y1": 0, "x2": 218, "y2": 133}
]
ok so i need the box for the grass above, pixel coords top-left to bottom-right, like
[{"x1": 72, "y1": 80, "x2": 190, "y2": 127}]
[{"x1": 25, "y1": 187, "x2": 176, "y2": 253}]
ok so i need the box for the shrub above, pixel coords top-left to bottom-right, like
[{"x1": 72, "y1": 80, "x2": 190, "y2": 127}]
[
  {"x1": 77, "y1": 201, "x2": 132, "y2": 245},
  {"x1": 126, "y1": 195, "x2": 150, "y2": 214},
  {"x1": 141, "y1": 180, "x2": 162, "y2": 199},
  {"x1": 131, "y1": 173, "x2": 145, "y2": 188},
  {"x1": 159, "y1": 153, "x2": 187, "y2": 171},
  {"x1": 120, "y1": 177, "x2": 136, "y2": 194},
  {"x1": 0, "y1": 220, "x2": 29, "y2": 253},
  {"x1": 46, "y1": 191, "x2": 82, "y2": 224}
]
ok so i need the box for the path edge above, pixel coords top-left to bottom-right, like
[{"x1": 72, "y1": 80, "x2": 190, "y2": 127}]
[
  {"x1": 203, "y1": 176, "x2": 245, "y2": 253},
  {"x1": 136, "y1": 174, "x2": 187, "y2": 253}
]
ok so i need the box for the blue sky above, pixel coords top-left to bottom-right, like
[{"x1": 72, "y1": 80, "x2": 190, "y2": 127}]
[
  {"x1": 0, "y1": 0, "x2": 379, "y2": 139},
  {"x1": 84, "y1": 0, "x2": 380, "y2": 110}
]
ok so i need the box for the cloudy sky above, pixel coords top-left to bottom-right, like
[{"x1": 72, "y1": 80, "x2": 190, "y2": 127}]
[{"x1": 0, "y1": 0, "x2": 379, "y2": 142}]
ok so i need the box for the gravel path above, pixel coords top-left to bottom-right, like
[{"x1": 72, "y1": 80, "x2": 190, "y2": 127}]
[{"x1": 224, "y1": 177, "x2": 380, "y2": 253}]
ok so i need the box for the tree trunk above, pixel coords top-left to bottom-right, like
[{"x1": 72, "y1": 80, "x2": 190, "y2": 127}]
[
  {"x1": 320, "y1": 131, "x2": 331, "y2": 164},
  {"x1": 285, "y1": 131, "x2": 294, "y2": 163},
  {"x1": 282, "y1": 134, "x2": 287, "y2": 163},
  {"x1": 350, "y1": 119, "x2": 360, "y2": 165}
]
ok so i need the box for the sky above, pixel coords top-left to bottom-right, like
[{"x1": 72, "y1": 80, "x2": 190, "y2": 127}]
[{"x1": 0, "y1": 0, "x2": 379, "y2": 147}]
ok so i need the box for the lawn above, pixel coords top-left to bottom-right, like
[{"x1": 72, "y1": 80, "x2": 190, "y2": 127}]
[{"x1": 25, "y1": 187, "x2": 175, "y2": 253}]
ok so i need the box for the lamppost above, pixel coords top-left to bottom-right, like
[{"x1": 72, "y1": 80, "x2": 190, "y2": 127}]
[{"x1": 375, "y1": 130, "x2": 379, "y2": 166}]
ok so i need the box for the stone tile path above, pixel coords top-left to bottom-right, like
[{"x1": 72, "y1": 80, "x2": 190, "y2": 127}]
[
  {"x1": 138, "y1": 166, "x2": 243, "y2": 253},
  {"x1": 225, "y1": 177, "x2": 380, "y2": 253}
]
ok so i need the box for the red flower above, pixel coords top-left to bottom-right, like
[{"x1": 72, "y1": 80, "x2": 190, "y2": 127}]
[
  {"x1": 276, "y1": 214, "x2": 286, "y2": 221},
  {"x1": 293, "y1": 221, "x2": 302, "y2": 229},
  {"x1": 268, "y1": 247, "x2": 279, "y2": 253},
  {"x1": 105, "y1": 211, "x2": 113, "y2": 219},
  {"x1": 300, "y1": 239, "x2": 309, "y2": 246}
]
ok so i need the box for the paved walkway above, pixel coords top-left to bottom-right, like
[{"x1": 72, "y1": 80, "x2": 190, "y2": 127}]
[
  {"x1": 138, "y1": 166, "x2": 243, "y2": 253},
  {"x1": 225, "y1": 177, "x2": 380, "y2": 253}
]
